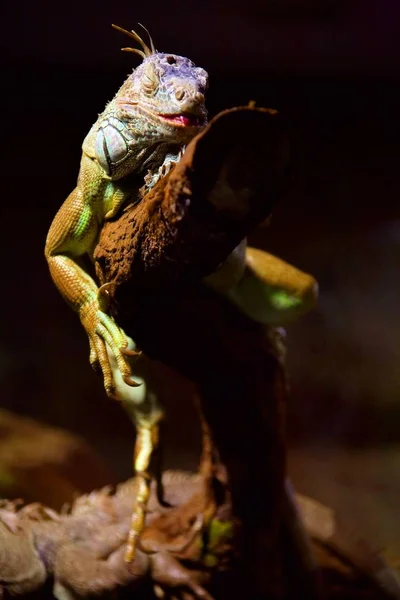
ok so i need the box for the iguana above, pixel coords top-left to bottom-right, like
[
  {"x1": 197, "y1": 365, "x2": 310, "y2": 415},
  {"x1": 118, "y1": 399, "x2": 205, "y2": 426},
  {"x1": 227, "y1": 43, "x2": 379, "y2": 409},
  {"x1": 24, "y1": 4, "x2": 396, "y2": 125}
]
[{"x1": 45, "y1": 24, "x2": 317, "y2": 562}]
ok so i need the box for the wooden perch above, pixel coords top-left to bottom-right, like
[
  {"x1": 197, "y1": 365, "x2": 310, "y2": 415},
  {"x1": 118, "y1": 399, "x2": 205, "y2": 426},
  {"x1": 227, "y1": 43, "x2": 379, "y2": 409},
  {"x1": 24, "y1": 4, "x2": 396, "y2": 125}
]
[
  {"x1": 91, "y1": 107, "x2": 400, "y2": 599},
  {"x1": 93, "y1": 106, "x2": 289, "y2": 306},
  {"x1": 0, "y1": 471, "x2": 397, "y2": 599},
  {"x1": 5, "y1": 105, "x2": 393, "y2": 599},
  {"x1": 94, "y1": 107, "x2": 290, "y2": 598}
]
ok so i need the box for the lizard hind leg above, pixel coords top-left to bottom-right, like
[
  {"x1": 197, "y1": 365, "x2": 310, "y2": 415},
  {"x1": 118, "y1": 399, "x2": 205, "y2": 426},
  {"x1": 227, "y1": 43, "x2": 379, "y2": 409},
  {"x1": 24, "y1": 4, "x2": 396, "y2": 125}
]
[
  {"x1": 105, "y1": 336, "x2": 163, "y2": 562},
  {"x1": 125, "y1": 420, "x2": 160, "y2": 563}
]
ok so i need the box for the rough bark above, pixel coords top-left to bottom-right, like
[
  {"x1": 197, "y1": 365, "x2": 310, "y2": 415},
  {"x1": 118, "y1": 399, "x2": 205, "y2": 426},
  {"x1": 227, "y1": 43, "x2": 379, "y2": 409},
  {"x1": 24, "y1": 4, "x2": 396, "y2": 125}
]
[
  {"x1": 93, "y1": 106, "x2": 289, "y2": 309},
  {"x1": 94, "y1": 106, "x2": 290, "y2": 598},
  {"x1": 0, "y1": 472, "x2": 395, "y2": 599}
]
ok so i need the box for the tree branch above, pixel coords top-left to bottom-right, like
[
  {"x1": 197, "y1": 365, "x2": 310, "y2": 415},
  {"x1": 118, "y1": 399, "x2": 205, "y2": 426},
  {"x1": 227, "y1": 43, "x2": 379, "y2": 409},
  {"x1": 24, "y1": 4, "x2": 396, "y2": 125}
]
[{"x1": 94, "y1": 106, "x2": 290, "y2": 598}]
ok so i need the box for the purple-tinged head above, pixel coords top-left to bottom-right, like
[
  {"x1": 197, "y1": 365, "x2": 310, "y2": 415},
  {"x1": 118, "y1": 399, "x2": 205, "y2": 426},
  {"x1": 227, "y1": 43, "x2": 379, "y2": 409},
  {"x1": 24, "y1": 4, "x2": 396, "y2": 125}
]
[{"x1": 113, "y1": 25, "x2": 208, "y2": 140}]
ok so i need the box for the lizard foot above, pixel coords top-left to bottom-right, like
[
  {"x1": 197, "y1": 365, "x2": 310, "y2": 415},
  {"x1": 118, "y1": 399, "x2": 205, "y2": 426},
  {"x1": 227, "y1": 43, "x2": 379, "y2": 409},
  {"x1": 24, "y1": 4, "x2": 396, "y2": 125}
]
[{"x1": 79, "y1": 299, "x2": 140, "y2": 396}]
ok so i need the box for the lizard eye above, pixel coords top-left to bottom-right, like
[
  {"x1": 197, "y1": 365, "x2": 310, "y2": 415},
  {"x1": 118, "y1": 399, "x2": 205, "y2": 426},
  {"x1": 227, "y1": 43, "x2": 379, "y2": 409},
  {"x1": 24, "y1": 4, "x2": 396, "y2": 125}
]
[
  {"x1": 166, "y1": 56, "x2": 176, "y2": 65},
  {"x1": 142, "y1": 64, "x2": 159, "y2": 96}
]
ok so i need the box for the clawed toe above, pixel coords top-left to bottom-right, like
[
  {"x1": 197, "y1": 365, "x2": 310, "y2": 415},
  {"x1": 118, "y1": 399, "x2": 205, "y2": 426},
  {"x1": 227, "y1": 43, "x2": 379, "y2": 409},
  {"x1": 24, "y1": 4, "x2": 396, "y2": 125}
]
[
  {"x1": 123, "y1": 375, "x2": 142, "y2": 387},
  {"x1": 121, "y1": 347, "x2": 142, "y2": 358}
]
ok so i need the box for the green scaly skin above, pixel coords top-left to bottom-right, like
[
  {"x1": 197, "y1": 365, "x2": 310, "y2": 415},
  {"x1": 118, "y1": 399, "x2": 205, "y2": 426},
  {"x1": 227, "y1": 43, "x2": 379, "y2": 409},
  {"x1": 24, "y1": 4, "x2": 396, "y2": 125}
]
[
  {"x1": 44, "y1": 26, "x2": 318, "y2": 563},
  {"x1": 44, "y1": 32, "x2": 211, "y2": 562},
  {"x1": 45, "y1": 26, "x2": 318, "y2": 400},
  {"x1": 45, "y1": 40, "x2": 208, "y2": 398}
]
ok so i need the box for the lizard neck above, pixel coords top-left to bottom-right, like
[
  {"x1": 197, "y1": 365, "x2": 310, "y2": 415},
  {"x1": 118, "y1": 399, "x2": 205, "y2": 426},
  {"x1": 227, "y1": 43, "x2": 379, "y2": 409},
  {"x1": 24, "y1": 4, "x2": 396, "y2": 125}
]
[
  {"x1": 141, "y1": 143, "x2": 184, "y2": 191},
  {"x1": 84, "y1": 100, "x2": 186, "y2": 185}
]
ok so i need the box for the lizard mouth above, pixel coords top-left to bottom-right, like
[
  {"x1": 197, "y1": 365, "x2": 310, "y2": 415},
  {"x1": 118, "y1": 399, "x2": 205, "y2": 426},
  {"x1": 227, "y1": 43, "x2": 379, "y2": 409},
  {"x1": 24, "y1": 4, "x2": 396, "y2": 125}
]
[
  {"x1": 116, "y1": 100, "x2": 206, "y2": 128},
  {"x1": 158, "y1": 112, "x2": 205, "y2": 127}
]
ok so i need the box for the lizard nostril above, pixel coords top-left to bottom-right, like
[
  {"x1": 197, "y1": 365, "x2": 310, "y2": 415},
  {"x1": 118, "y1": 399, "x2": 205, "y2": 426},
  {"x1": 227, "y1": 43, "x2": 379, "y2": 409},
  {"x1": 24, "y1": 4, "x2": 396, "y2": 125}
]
[{"x1": 175, "y1": 87, "x2": 186, "y2": 101}]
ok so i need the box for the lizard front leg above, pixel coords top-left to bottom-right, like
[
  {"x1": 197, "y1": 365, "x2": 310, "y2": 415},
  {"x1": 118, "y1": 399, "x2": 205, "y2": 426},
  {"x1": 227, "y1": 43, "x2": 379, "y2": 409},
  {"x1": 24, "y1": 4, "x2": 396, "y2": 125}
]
[
  {"x1": 46, "y1": 152, "x2": 167, "y2": 560},
  {"x1": 45, "y1": 155, "x2": 137, "y2": 396}
]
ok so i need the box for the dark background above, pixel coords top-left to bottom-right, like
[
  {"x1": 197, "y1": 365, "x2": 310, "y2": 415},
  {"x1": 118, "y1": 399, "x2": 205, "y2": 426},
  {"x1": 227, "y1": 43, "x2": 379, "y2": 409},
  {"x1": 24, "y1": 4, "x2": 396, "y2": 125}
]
[{"x1": 2, "y1": 0, "x2": 400, "y2": 558}]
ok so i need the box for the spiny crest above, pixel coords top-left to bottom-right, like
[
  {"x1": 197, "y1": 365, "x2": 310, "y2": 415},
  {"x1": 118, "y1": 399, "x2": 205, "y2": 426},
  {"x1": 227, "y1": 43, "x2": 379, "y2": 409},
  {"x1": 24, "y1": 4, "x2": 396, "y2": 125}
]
[{"x1": 112, "y1": 23, "x2": 156, "y2": 60}]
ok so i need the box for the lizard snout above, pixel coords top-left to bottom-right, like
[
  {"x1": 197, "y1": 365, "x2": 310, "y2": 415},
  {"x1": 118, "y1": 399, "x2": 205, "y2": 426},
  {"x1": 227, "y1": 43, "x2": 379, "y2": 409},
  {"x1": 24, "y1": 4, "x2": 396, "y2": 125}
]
[{"x1": 174, "y1": 85, "x2": 205, "y2": 106}]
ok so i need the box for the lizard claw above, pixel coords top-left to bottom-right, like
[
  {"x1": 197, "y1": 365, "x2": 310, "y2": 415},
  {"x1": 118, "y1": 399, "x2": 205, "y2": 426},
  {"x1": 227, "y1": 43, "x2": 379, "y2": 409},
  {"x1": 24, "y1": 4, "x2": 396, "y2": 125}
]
[
  {"x1": 80, "y1": 301, "x2": 135, "y2": 399},
  {"x1": 123, "y1": 375, "x2": 142, "y2": 388},
  {"x1": 97, "y1": 282, "x2": 117, "y2": 312},
  {"x1": 121, "y1": 347, "x2": 142, "y2": 358}
]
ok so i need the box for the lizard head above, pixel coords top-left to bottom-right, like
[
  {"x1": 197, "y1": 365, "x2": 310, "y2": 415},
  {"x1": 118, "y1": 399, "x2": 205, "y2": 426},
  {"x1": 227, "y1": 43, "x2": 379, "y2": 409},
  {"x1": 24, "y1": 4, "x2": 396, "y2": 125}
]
[
  {"x1": 94, "y1": 25, "x2": 209, "y2": 180},
  {"x1": 113, "y1": 25, "x2": 208, "y2": 144}
]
